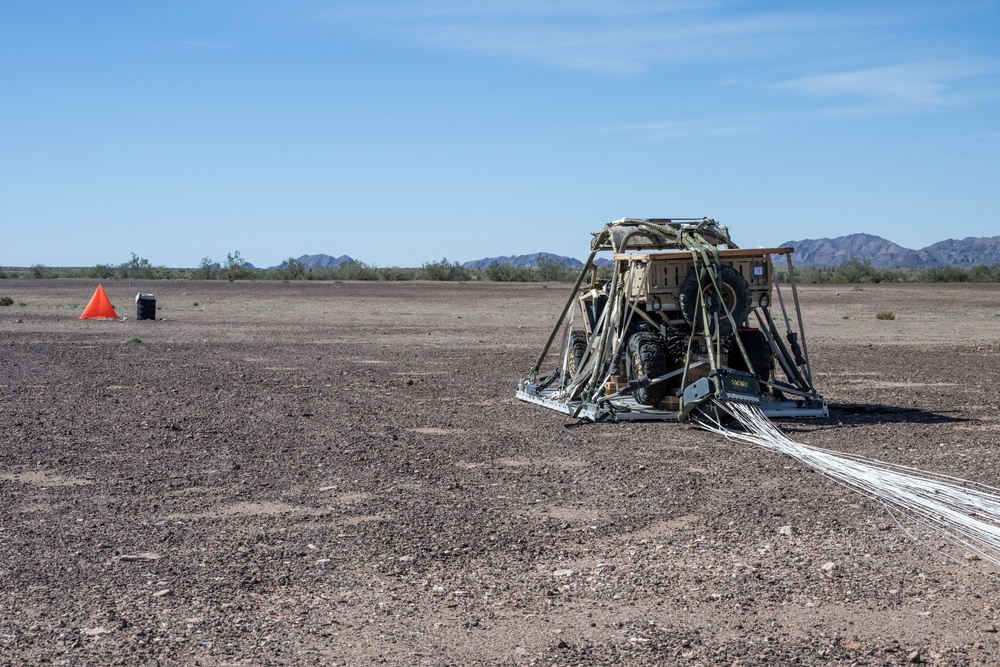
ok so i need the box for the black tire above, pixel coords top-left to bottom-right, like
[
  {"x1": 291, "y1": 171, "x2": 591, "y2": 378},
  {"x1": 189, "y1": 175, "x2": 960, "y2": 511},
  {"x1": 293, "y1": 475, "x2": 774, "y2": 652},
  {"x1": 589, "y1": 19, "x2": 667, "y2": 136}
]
[
  {"x1": 566, "y1": 330, "x2": 589, "y2": 378},
  {"x1": 729, "y1": 328, "x2": 772, "y2": 382},
  {"x1": 136, "y1": 299, "x2": 156, "y2": 321},
  {"x1": 679, "y1": 264, "x2": 751, "y2": 337},
  {"x1": 625, "y1": 332, "x2": 671, "y2": 406}
]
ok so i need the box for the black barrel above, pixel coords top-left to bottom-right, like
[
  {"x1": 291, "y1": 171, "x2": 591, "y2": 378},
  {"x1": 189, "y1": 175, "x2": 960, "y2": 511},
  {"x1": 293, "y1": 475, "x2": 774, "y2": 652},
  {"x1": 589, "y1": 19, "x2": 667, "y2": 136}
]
[{"x1": 136, "y1": 292, "x2": 156, "y2": 320}]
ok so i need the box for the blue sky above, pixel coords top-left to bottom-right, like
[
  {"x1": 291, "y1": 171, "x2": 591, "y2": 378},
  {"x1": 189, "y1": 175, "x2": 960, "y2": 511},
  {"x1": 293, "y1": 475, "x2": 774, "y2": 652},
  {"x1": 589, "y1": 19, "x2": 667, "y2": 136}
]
[{"x1": 2, "y1": 1, "x2": 998, "y2": 268}]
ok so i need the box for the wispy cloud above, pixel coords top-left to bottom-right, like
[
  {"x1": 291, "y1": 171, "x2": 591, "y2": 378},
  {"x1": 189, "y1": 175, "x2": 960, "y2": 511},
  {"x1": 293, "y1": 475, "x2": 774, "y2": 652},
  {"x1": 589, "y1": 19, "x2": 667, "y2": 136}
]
[
  {"x1": 772, "y1": 60, "x2": 995, "y2": 108},
  {"x1": 313, "y1": 0, "x2": 998, "y2": 131},
  {"x1": 615, "y1": 113, "x2": 782, "y2": 139},
  {"x1": 316, "y1": 1, "x2": 888, "y2": 76}
]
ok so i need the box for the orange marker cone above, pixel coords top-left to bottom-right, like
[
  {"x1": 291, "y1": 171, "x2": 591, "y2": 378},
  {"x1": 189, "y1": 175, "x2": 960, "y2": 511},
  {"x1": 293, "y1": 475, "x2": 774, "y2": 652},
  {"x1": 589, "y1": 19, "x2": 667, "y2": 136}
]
[{"x1": 79, "y1": 284, "x2": 119, "y2": 319}]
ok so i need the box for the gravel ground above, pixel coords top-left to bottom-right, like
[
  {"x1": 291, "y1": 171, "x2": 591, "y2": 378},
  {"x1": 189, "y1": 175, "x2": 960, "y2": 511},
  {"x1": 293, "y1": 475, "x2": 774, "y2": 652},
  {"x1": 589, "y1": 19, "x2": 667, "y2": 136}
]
[{"x1": 2, "y1": 279, "x2": 1000, "y2": 666}]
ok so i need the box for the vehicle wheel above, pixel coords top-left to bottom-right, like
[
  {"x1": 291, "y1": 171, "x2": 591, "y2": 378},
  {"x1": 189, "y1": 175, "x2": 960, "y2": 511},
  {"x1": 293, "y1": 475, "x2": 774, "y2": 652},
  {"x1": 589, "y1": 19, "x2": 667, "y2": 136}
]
[
  {"x1": 679, "y1": 264, "x2": 752, "y2": 337},
  {"x1": 626, "y1": 332, "x2": 670, "y2": 406},
  {"x1": 566, "y1": 331, "x2": 589, "y2": 378},
  {"x1": 729, "y1": 328, "x2": 772, "y2": 382},
  {"x1": 663, "y1": 323, "x2": 691, "y2": 359}
]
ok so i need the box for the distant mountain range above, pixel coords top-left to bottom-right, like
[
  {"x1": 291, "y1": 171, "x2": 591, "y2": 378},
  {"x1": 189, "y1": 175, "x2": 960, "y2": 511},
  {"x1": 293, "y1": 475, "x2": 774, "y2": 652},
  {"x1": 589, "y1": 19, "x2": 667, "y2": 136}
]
[
  {"x1": 457, "y1": 235, "x2": 1000, "y2": 270},
  {"x1": 269, "y1": 254, "x2": 356, "y2": 269},
  {"x1": 461, "y1": 252, "x2": 613, "y2": 269},
  {"x1": 780, "y1": 233, "x2": 1000, "y2": 268},
  {"x1": 269, "y1": 234, "x2": 1000, "y2": 272}
]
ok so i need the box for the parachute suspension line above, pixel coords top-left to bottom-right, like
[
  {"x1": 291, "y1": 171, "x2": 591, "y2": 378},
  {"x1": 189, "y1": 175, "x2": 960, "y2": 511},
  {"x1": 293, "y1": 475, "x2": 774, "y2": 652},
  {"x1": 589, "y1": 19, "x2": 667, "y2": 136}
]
[{"x1": 694, "y1": 401, "x2": 1000, "y2": 573}]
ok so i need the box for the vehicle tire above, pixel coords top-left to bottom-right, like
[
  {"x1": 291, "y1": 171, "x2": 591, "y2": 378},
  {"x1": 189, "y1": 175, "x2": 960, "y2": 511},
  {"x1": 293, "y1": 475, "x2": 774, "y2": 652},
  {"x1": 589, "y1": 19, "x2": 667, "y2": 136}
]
[
  {"x1": 626, "y1": 332, "x2": 671, "y2": 406},
  {"x1": 729, "y1": 328, "x2": 772, "y2": 382},
  {"x1": 663, "y1": 323, "x2": 691, "y2": 359},
  {"x1": 679, "y1": 264, "x2": 752, "y2": 337},
  {"x1": 566, "y1": 330, "x2": 589, "y2": 378}
]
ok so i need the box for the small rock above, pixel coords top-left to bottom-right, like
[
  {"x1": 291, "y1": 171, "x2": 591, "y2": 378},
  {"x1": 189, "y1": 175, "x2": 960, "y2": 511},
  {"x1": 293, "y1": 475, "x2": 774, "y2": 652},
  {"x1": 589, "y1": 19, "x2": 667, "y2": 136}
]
[
  {"x1": 557, "y1": 639, "x2": 568, "y2": 649},
  {"x1": 907, "y1": 650, "x2": 921, "y2": 663},
  {"x1": 84, "y1": 627, "x2": 110, "y2": 636},
  {"x1": 119, "y1": 552, "x2": 161, "y2": 562},
  {"x1": 778, "y1": 525, "x2": 794, "y2": 536},
  {"x1": 983, "y1": 624, "x2": 997, "y2": 633},
  {"x1": 399, "y1": 555, "x2": 416, "y2": 562},
  {"x1": 153, "y1": 589, "x2": 172, "y2": 598},
  {"x1": 820, "y1": 561, "x2": 837, "y2": 573},
  {"x1": 553, "y1": 568, "x2": 573, "y2": 577}
]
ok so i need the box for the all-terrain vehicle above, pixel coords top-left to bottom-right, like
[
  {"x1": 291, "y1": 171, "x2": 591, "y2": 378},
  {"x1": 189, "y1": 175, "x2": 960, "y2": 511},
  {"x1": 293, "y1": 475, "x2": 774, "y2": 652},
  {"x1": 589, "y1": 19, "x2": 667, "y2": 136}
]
[{"x1": 516, "y1": 217, "x2": 827, "y2": 421}]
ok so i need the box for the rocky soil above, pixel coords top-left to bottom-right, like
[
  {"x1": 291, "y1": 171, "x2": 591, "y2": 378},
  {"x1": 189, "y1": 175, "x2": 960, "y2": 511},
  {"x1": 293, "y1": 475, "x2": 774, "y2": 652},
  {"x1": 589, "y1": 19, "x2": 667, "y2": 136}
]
[{"x1": 2, "y1": 279, "x2": 1000, "y2": 666}]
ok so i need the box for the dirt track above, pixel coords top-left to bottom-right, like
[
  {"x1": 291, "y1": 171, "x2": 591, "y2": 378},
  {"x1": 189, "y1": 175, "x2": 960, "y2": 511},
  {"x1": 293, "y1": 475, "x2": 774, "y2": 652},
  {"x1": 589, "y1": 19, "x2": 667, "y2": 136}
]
[{"x1": 2, "y1": 279, "x2": 1000, "y2": 666}]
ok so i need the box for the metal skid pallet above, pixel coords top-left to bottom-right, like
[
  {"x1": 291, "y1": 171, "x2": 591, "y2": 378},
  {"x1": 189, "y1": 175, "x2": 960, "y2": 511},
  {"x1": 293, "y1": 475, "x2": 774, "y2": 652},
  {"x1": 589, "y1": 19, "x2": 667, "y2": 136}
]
[{"x1": 516, "y1": 385, "x2": 827, "y2": 422}]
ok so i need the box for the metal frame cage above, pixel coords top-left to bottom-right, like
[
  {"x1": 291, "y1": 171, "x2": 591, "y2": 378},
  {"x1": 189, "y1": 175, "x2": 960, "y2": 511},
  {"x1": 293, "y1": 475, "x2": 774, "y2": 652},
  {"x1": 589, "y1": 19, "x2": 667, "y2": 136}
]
[{"x1": 516, "y1": 217, "x2": 828, "y2": 422}]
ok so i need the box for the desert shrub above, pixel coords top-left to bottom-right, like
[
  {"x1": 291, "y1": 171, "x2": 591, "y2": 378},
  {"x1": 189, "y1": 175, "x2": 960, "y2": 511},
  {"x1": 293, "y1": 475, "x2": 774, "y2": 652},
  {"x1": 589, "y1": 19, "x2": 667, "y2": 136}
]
[
  {"x1": 875, "y1": 311, "x2": 896, "y2": 320},
  {"x1": 0, "y1": 296, "x2": 13, "y2": 306},
  {"x1": 534, "y1": 257, "x2": 577, "y2": 282},
  {"x1": 337, "y1": 262, "x2": 380, "y2": 281},
  {"x1": 30, "y1": 264, "x2": 51, "y2": 279},
  {"x1": 485, "y1": 262, "x2": 532, "y2": 282},
  {"x1": 88, "y1": 263, "x2": 117, "y2": 279},
  {"x1": 192, "y1": 257, "x2": 217, "y2": 280},
  {"x1": 920, "y1": 266, "x2": 968, "y2": 283},
  {"x1": 277, "y1": 257, "x2": 306, "y2": 281},
  {"x1": 421, "y1": 258, "x2": 471, "y2": 281},
  {"x1": 778, "y1": 261, "x2": 1000, "y2": 285},
  {"x1": 830, "y1": 257, "x2": 889, "y2": 284},
  {"x1": 594, "y1": 265, "x2": 614, "y2": 282},
  {"x1": 377, "y1": 267, "x2": 417, "y2": 281},
  {"x1": 776, "y1": 260, "x2": 910, "y2": 284},
  {"x1": 968, "y1": 264, "x2": 1000, "y2": 283},
  {"x1": 224, "y1": 251, "x2": 252, "y2": 281},
  {"x1": 118, "y1": 253, "x2": 158, "y2": 279}
]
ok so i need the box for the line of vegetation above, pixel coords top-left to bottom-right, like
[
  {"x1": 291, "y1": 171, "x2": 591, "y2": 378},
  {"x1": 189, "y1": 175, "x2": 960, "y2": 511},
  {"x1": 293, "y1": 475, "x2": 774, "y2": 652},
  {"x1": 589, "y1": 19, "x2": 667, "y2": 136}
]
[
  {"x1": 0, "y1": 254, "x2": 587, "y2": 283},
  {"x1": 775, "y1": 257, "x2": 1000, "y2": 285},
  {"x1": 4, "y1": 254, "x2": 1000, "y2": 284}
]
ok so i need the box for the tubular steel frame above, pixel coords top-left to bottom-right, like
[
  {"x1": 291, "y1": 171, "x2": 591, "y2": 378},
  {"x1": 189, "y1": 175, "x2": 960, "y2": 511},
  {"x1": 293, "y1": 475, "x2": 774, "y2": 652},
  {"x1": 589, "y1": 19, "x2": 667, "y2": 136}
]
[{"x1": 516, "y1": 217, "x2": 828, "y2": 422}]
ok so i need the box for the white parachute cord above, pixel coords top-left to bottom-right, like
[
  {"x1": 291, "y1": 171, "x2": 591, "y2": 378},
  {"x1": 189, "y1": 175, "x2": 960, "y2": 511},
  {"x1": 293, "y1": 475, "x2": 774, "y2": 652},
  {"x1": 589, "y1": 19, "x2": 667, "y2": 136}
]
[{"x1": 693, "y1": 401, "x2": 1000, "y2": 572}]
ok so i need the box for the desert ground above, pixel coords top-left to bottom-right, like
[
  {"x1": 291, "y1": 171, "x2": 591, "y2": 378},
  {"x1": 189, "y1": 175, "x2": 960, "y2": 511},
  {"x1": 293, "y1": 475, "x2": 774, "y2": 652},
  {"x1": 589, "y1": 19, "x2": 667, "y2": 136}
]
[{"x1": 2, "y1": 279, "x2": 1000, "y2": 666}]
